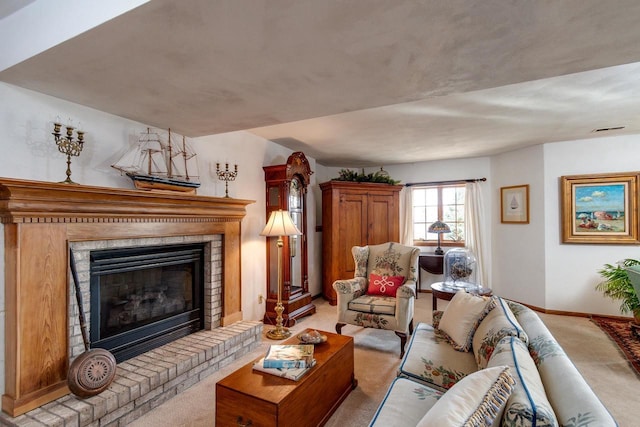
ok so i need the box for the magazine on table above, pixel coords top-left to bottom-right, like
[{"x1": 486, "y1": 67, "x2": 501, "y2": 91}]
[
  {"x1": 263, "y1": 344, "x2": 315, "y2": 369},
  {"x1": 252, "y1": 357, "x2": 317, "y2": 381}
]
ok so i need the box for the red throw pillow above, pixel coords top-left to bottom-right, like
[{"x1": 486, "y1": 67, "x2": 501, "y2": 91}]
[{"x1": 367, "y1": 274, "x2": 405, "y2": 297}]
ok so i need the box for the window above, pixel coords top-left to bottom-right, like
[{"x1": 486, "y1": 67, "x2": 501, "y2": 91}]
[{"x1": 412, "y1": 184, "x2": 465, "y2": 247}]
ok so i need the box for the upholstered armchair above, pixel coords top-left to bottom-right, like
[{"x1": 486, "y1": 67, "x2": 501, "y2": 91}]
[{"x1": 332, "y1": 242, "x2": 420, "y2": 358}]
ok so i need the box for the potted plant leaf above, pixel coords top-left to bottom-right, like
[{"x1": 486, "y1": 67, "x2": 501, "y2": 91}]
[
  {"x1": 332, "y1": 168, "x2": 401, "y2": 185},
  {"x1": 596, "y1": 258, "x2": 640, "y2": 324}
]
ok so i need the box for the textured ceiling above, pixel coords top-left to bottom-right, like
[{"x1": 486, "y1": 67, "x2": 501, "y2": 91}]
[{"x1": 2, "y1": 0, "x2": 640, "y2": 166}]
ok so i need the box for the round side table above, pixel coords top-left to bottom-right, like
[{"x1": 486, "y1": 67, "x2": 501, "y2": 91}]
[{"x1": 430, "y1": 282, "x2": 492, "y2": 310}]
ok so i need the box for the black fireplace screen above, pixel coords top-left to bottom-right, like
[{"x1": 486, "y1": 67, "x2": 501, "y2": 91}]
[{"x1": 90, "y1": 243, "x2": 205, "y2": 362}]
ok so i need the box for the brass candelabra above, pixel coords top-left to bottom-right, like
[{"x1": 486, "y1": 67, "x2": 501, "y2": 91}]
[
  {"x1": 53, "y1": 122, "x2": 85, "y2": 184},
  {"x1": 216, "y1": 162, "x2": 238, "y2": 197}
]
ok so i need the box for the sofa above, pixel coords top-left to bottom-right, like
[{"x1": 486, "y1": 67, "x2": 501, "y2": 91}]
[{"x1": 369, "y1": 291, "x2": 617, "y2": 426}]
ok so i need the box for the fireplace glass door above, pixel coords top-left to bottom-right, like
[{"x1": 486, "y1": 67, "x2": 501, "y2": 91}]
[{"x1": 90, "y1": 243, "x2": 205, "y2": 362}]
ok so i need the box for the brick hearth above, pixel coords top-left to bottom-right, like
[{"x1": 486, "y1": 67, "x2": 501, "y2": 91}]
[{"x1": 0, "y1": 321, "x2": 262, "y2": 426}]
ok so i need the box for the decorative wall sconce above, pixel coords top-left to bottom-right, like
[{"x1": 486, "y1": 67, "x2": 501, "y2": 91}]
[
  {"x1": 52, "y1": 120, "x2": 85, "y2": 184},
  {"x1": 216, "y1": 162, "x2": 238, "y2": 197}
]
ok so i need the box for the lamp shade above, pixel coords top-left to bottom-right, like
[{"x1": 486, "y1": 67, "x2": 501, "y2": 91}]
[
  {"x1": 428, "y1": 220, "x2": 451, "y2": 234},
  {"x1": 260, "y1": 210, "x2": 302, "y2": 237}
]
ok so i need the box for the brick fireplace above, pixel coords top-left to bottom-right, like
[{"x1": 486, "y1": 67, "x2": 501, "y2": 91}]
[
  {"x1": 69, "y1": 236, "x2": 219, "y2": 363},
  {"x1": 0, "y1": 178, "x2": 258, "y2": 420}
]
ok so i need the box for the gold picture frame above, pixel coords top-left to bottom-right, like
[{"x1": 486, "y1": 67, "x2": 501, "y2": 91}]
[
  {"x1": 501, "y1": 184, "x2": 529, "y2": 224},
  {"x1": 561, "y1": 172, "x2": 640, "y2": 244}
]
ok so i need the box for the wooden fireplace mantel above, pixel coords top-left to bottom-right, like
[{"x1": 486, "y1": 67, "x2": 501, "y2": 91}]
[{"x1": 0, "y1": 177, "x2": 254, "y2": 416}]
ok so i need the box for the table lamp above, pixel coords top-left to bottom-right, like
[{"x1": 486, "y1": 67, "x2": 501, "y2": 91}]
[
  {"x1": 260, "y1": 209, "x2": 302, "y2": 339},
  {"x1": 428, "y1": 220, "x2": 451, "y2": 255}
]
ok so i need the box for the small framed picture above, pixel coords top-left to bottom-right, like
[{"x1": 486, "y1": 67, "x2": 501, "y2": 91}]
[
  {"x1": 561, "y1": 172, "x2": 640, "y2": 244},
  {"x1": 501, "y1": 184, "x2": 529, "y2": 224}
]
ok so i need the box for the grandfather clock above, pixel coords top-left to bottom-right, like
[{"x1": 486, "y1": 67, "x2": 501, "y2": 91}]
[{"x1": 263, "y1": 152, "x2": 316, "y2": 326}]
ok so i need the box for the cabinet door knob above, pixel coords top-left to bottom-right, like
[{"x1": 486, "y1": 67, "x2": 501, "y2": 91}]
[{"x1": 236, "y1": 416, "x2": 253, "y2": 426}]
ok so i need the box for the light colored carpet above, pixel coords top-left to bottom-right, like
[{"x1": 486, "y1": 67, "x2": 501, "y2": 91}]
[{"x1": 129, "y1": 294, "x2": 637, "y2": 427}]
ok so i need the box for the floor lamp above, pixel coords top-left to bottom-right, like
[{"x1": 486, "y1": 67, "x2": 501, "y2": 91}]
[{"x1": 261, "y1": 209, "x2": 302, "y2": 340}]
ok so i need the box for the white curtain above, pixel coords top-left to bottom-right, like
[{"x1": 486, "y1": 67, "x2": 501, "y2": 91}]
[
  {"x1": 400, "y1": 186, "x2": 413, "y2": 246},
  {"x1": 465, "y1": 182, "x2": 487, "y2": 287}
]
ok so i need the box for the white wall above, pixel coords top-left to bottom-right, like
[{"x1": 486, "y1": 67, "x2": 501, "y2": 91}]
[
  {"x1": 543, "y1": 136, "x2": 640, "y2": 316},
  {"x1": 491, "y1": 145, "x2": 546, "y2": 307},
  {"x1": 1, "y1": 83, "x2": 143, "y2": 185},
  {"x1": 489, "y1": 136, "x2": 640, "y2": 317}
]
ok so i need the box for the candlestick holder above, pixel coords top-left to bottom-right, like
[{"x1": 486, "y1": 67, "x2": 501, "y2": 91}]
[
  {"x1": 216, "y1": 162, "x2": 238, "y2": 197},
  {"x1": 52, "y1": 122, "x2": 85, "y2": 184}
]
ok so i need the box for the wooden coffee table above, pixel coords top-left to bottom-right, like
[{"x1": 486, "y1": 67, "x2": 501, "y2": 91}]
[
  {"x1": 216, "y1": 329, "x2": 356, "y2": 426},
  {"x1": 431, "y1": 282, "x2": 492, "y2": 310}
]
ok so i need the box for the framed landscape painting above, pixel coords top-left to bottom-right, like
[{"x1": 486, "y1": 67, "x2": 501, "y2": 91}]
[
  {"x1": 561, "y1": 172, "x2": 640, "y2": 244},
  {"x1": 501, "y1": 184, "x2": 529, "y2": 224}
]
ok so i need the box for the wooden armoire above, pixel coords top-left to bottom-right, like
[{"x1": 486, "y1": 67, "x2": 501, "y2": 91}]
[{"x1": 320, "y1": 181, "x2": 403, "y2": 304}]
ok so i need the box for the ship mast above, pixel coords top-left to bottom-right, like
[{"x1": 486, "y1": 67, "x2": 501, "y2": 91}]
[
  {"x1": 183, "y1": 136, "x2": 190, "y2": 181},
  {"x1": 167, "y1": 128, "x2": 173, "y2": 178},
  {"x1": 146, "y1": 128, "x2": 153, "y2": 174}
]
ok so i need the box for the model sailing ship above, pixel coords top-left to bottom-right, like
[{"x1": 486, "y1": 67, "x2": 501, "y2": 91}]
[{"x1": 112, "y1": 128, "x2": 200, "y2": 193}]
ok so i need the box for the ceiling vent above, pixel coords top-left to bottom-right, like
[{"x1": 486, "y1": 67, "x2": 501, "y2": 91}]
[{"x1": 592, "y1": 126, "x2": 625, "y2": 133}]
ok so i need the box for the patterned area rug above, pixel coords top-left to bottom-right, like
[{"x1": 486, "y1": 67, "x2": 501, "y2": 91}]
[{"x1": 591, "y1": 316, "x2": 640, "y2": 377}]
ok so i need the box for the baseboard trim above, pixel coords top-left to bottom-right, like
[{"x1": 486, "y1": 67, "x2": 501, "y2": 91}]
[
  {"x1": 502, "y1": 298, "x2": 633, "y2": 321},
  {"x1": 419, "y1": 290, "x2": 633, "y2": 321}
]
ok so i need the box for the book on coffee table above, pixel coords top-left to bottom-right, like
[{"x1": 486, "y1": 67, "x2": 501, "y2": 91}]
[
  {"x1": 252, "y1": 357, "x2": 317, "y2": 381},
  {"x1": 263, "y1": 344, "x2": 314, "y2": 369}
]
